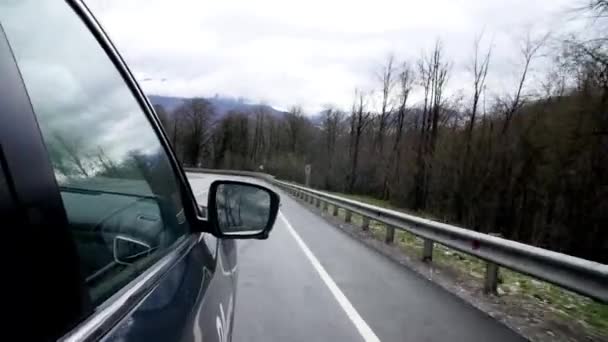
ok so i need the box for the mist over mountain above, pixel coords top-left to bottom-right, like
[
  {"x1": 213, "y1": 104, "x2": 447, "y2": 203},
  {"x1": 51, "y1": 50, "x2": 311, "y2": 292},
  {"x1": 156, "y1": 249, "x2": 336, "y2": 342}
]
[{"x1": 148, "y1": 94, "x2": 287, "y2": 118}]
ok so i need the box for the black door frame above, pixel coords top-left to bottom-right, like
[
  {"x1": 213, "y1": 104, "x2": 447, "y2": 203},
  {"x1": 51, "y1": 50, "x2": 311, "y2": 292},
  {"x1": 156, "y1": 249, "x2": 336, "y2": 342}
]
[{"x1": 0, "y1": 22, "x2": 92, "y2": 340}]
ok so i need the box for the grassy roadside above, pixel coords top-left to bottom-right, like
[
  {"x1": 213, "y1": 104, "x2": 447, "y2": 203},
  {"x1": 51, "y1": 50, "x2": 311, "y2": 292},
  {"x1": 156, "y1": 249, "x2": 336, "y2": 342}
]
[{"x1": 322, "y1": 194, "x2": 608, "y2": 338}]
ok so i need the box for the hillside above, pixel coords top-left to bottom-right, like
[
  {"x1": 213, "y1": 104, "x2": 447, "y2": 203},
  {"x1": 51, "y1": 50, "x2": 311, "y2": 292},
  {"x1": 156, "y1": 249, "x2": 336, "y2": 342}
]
[{"x1": 148, "y1": 95, "x2": 286, "y2": 117}]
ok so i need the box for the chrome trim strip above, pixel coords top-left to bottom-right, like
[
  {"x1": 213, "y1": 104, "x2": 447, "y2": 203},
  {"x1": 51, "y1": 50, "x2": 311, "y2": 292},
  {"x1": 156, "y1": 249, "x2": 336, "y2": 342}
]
[{"x1": 60, "y1": 236, "x2": 197, "y2": 342}]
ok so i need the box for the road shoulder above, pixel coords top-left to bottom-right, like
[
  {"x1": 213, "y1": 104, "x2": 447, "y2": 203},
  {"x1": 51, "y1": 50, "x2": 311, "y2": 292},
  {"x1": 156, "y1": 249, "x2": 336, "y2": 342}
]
[{"x1": 289, "y1": 194, "x2": 605, "y2": 342}]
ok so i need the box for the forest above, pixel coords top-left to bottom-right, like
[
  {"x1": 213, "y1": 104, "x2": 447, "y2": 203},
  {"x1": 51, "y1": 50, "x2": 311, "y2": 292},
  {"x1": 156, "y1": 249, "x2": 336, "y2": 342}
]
[{"x1": 153, "y1": 1, "x2": 607, "y2": 263}]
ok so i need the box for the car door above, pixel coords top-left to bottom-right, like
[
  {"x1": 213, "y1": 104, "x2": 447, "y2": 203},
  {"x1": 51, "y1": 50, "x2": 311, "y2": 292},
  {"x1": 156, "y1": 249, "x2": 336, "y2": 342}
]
[{"x1": 0, "y1": 1, "x2": 240, "y2": 341}]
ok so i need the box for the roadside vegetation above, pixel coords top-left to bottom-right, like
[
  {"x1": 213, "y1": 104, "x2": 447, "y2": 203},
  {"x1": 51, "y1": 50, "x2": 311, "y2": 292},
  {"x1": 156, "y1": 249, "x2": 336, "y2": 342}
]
[
  {"x1": 328, "y1": 200, "x2": 608, "y2": 337},
  {"x1": 146, "y1": 1, "x2": 608, "y2": 338},
  {"x1": 155, "y1": 1, "x2": 608, "y2": 266}
]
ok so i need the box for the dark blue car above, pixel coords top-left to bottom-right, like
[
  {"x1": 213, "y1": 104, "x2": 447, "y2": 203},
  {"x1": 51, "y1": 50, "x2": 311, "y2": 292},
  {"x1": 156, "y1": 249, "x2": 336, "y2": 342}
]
[{"x1": 0, "y1": 1, "x2": 279, "y2": 341}]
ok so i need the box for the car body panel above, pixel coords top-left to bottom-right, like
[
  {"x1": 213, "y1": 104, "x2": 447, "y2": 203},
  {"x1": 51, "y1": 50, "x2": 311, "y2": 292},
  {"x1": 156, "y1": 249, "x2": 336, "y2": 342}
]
[{"x1": 102, "y1": 235, "x2": 237, "y2": 342}]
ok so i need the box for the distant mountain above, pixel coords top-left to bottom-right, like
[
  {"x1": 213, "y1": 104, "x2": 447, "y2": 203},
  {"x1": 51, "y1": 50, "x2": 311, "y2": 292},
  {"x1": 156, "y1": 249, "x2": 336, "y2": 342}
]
[
  {"x1": 308, "y1": 112, "x2": 324, "y2": 126},
  {"x1": 147, "y1": 95, "x2": 185, "y2": 112},
  {"x1": 148, "y1": 95, "x2": 287, "y2": 118}
]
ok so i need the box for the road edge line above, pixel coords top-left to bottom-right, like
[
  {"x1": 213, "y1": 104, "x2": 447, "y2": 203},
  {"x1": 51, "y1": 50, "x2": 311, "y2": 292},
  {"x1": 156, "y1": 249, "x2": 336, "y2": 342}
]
[{"x1": 279, "y1": 212, "x2": 381, "y2": 342}]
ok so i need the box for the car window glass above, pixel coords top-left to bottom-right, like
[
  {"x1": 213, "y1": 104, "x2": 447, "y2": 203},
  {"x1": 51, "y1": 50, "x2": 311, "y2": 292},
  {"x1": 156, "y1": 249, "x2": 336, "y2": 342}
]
[{"x1": 0, "y1": 1, "x2": 189, "y2": 305}]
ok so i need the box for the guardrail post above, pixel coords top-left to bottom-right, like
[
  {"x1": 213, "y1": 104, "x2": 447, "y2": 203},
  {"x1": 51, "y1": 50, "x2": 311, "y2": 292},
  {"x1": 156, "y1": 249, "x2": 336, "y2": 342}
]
[
  {"x1": 361, "y1": 216, "x2": 370, "y2": 231},
  {"x1": 484, "y1": 262, "x2": 499, "y2": 295},
  {"x1": 322, "y1": 201, "x2": 328, "y2": 212},
  {"x1": 385, "y1": 225, "x2": 395, "y2": 244},
  {"x1": 344, "y1": 210, "x2": 352, "y2": 223},
  {"x1": 332, "y1": 204, "x2": 338, "y2": 216},
  {"x1": 422, "y1": 239, "x2": 433, "y2": 262},
  {"x1": 484, "y1": 233, "x2": 502, "y2": 294},
  {"x1": 315, "y1": 198, "x2": 321, "y2": 208}
]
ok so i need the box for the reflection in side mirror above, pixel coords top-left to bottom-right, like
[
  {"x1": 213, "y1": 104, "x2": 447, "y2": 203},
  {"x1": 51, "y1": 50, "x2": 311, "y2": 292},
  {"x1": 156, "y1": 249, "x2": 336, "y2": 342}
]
[
  {"x1": 198, "y1": 205, "x2": 207, "y2": 219},
  {"x1": 208, "y1": 181, "x2": 280, "y2": 239}
]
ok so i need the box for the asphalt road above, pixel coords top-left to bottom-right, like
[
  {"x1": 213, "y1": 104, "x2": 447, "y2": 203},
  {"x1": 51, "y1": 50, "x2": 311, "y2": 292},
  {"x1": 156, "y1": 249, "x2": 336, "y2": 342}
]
[{"x1": 187, "y1": 172, "x2": 526, "y2": 342}]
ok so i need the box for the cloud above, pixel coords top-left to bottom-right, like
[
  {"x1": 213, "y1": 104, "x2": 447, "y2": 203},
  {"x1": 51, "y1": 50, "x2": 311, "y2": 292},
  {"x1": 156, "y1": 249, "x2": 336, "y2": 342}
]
[{"x1": 86, "y1": 0, "x2": 579, "y2": 113}]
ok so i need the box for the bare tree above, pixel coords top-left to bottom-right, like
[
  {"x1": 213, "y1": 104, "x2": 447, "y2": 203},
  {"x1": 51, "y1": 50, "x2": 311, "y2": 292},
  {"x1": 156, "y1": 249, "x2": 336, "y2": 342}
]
[
  {"x1": 321, "y1": 105, "x2": 344, "y2": 188},
  {"x1": 375, "y1": 54, "x2": 396, "y2": 154},
  {"x1": 214, "y1": 111, "x2": 250, "y2": 169},
  {"x1": 413, "y1": 40, "x2": 450, "y2": 209},
  {"x1": 176, "y1": 98, "x2": 215, "y2": 166},
  {"x1": 284, "y1": 106, "x2": 306, "y2": 154},
  {"x1": 467, "y1": 32, "x2": 492, "y2": 144},
  {"x1": 251, "y1": 105, "x2": 271, "y2": 165},
  {"x1": 153, "y1": 104, "x2": 181, "y2": 156},
  {"x1": 567, "y1": 39, "x2": 608, "y2": 103},
  {"x1": 579, "y1": 0, "x2": 608, "y2": 19},
  {"x1": 347, "y1": 90, "x2": 372, "y2": 192},
  {"x1": 428, "y1": 40, "x2": 451, "y2": 152},
  {"x1": 382, "y1": 61, "x2": 414, "y2": 199},
  {"x1": 491, "y1": 30, "x2": 549, "y2": 235},
  {"x1": 153, "y1": 104, "x2": 170, "y2": 131},
  {"x1": 500, "y1": 31, "x2": 548, "y2": 134},
  {"x1": 453, "y1": 32, "x2": 493, "y2": 220}
]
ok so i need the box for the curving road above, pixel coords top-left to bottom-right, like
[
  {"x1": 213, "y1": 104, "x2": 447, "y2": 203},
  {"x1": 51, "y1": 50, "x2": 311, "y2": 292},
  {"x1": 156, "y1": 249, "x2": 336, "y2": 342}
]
[{"x1": 187, "y1": 172, "x2": 526, "y2": 342}]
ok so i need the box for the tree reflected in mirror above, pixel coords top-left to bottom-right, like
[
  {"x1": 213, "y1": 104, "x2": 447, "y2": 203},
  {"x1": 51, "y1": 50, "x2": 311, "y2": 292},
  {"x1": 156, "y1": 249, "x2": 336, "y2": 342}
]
[{"x1": 215, "y1": 184, "x2": 271, "y2": 235}]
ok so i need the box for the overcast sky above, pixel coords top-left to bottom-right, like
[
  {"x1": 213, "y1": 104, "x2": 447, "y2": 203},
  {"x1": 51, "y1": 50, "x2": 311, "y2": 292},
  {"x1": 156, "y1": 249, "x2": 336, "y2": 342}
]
[{"x1": 86, "y1": 0, "x2": 582, "y2": 113}]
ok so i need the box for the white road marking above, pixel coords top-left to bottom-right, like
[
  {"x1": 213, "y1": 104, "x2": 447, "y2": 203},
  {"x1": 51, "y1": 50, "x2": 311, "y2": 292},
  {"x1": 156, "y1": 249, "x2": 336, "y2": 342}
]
[{"x1": 279, "y1": 212, "x2": 381, "y2": 342}]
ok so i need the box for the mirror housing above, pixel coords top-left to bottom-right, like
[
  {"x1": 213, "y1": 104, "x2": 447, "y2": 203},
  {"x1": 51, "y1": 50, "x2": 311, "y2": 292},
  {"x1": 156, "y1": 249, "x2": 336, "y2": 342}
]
[{"x1": 206, "y1": 180, "x2": 280, "y2": 239}]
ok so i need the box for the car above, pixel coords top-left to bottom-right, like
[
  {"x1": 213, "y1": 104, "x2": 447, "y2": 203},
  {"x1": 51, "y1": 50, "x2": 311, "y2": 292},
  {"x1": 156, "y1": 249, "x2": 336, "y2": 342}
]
[{"x1": 0, "y1": 1, "x2": 280, "y2": 341}]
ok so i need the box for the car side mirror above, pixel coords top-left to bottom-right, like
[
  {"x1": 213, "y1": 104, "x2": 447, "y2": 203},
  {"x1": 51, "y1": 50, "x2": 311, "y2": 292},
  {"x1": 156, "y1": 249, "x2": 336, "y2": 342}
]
[{"x1": 206, "y1": 180, "x2": 280, "y2": 239}]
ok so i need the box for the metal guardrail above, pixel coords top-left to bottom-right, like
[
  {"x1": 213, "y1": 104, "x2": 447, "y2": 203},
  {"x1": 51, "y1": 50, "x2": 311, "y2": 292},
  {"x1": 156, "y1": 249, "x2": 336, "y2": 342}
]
[
  {"x1": 184, "y1": 167, "x2": 275, "y2": 182},
  {"x1": 186, "y1": 168, "x2": 608, "y2": 303}
]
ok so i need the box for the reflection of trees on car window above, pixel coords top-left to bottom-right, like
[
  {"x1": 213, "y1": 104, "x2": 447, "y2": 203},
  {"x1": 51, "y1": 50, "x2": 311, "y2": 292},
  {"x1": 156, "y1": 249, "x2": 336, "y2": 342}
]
[
  {"x1": 0, "y1": 0, "x2": 163, "y2": 194},
  {"x1": 0, "y1": 0, "x2": 190, "y2": 307},
  {"x1": 45, "y1": 128, "x2": 172, "y2": 195}
]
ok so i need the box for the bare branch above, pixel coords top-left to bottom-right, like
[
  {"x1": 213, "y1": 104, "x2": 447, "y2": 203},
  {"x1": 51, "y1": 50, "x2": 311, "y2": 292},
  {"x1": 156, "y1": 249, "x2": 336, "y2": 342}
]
[
  {"x1": 502, "y1": 30, "x2": 549, "y2": 133},
  {"x1": 375, "y1": 54, "x2": 397, "y2": 153},
  {"x1": 467, "y1": 31, "x2": 493, "y2": 140}
]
